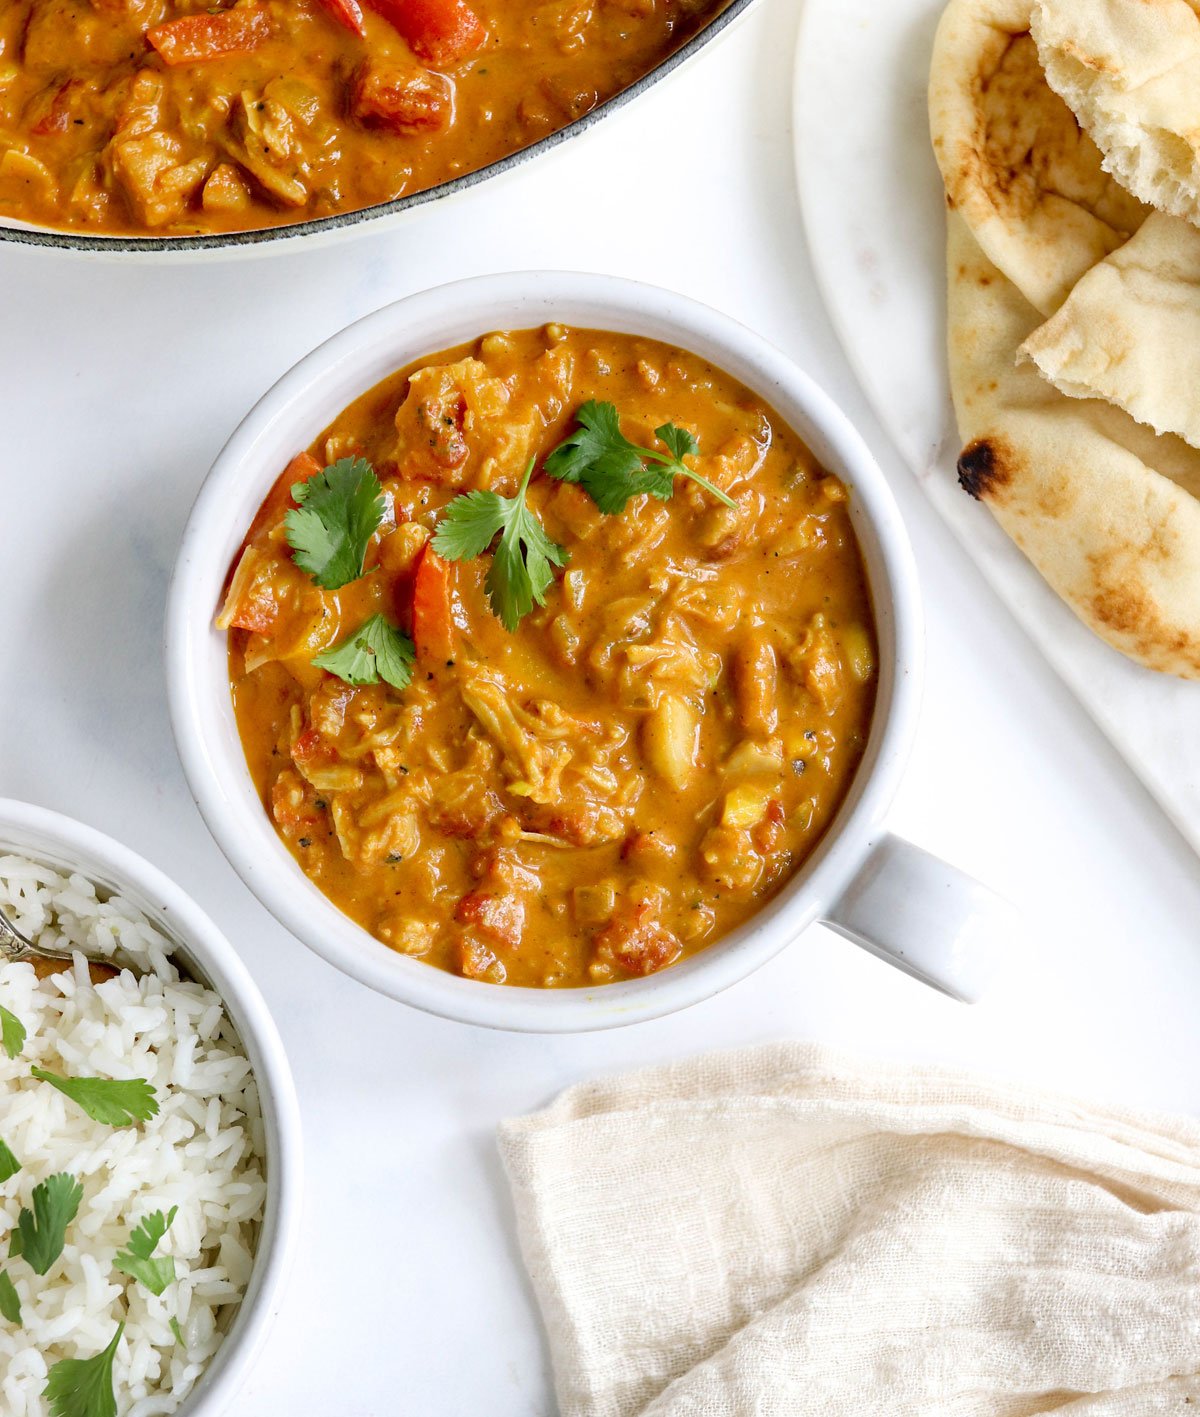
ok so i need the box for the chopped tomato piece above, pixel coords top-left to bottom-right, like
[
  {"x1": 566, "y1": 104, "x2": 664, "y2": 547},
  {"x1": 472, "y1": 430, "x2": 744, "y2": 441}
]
[
  {"x1": 291, "y1": 728, "x2": 326, "y2": 765},
  {"x1": 270, "y1": 769, "x2": 320, "y2": 832},
  {"x1": 594, "y1": 902, "x2": 682, "y2": 978},
  {"x1": 456, "y1": 934, "x2": 505, "y2": 983},
  {"x1": 29, "y1": 80, "x2": 82, "y2": 136},
  {"x1": 411, "y1": 544, "x2": 456, "y2": 665},
  {"x1": 364, "y1": 0, "x2": 486, "y2": 67},
  {"x1": 350, "y1": 62, "x2": 453, "y2": 135},
  {"x1": 455, "y1": 890, "x2": 524, "y2": 947},
  {"x1": 752, "y1": 798, "x2": 786, "y2": 854},
  {"x1": 147, "y1": 8, "x2": 274, "y2": 66},
  {"x1": 621, "y1": 830, "x2": 676, "y2": 864},
  {"x1": 292, "y1": 726, "x2": 339, "y2": 778},
  {"x1": 416, "y1": 392, "x2": 468, "y2": 470},
  {"x1": 316, "y1": 0, "x2": 366, "y2": 35}
]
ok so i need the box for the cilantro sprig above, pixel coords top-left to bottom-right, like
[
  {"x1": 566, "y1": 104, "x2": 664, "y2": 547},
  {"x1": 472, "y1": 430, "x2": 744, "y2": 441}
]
[
  {"x1": 432, "y1": 457, "x2": 568, "y2": 632},
  {"x1": 14, "y1": 1172, "x2": 83, "y2": 1275},
  {"x1": 313, "y1": 613, "x2": 415, "y2": 691},
  {"x1": 0, "y1": 1270, "x2": 20, "y2": 1324},
  {"x1": 114, "y1": 1207, "x2": 177, "y2": 1296},
  {"x1": 30, "y1": 1068, "x2": 158, "y2": 1127},
  {"x1": 1, "y1": 1004, "x2": 26, "y2": 1060},
  {"x1": 0, "y1": 1139, "x2": 19, "y2": 1183},
  {"x1": 544, "y1": 401, "x2": 737, "y2": 513},
  {"x1": 44, "y1": 1322, "x2": 123, "y2": 1417},
  {"x1": 284, "y1": 457, "x2": 385, "y2": 589}
]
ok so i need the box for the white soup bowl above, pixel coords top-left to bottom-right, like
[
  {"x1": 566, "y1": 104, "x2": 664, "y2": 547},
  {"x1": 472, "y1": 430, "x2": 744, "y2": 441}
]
[{"x1": 166, "y1": 272, "x2": 1015, "y2": 1031}]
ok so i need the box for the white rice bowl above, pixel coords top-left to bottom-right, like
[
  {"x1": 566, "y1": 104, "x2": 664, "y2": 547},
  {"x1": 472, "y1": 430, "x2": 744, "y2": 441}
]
[{"x1": 0, "y1": 854, "x2": 267, "y2": 1417}]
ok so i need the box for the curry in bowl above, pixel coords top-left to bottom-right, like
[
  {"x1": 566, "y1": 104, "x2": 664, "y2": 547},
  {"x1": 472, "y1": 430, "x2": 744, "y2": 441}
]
[
  {"x1": 0, "y1": 0, "x2": 730, "y2": 238},
  {"x1": 218, "y1": 326, "x2": 877, "y2": 987}
]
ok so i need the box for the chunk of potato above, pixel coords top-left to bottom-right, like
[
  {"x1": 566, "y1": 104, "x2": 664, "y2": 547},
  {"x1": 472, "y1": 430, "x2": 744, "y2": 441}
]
[
  {"x1": 642, "y1": 695, "x2": 698, "y2": 789},
  {"x1": 721, "y1": 783, "x2": 772, "y2": 829},
  {"x1": 0, "y1": 149, "x2": 56, "y2": 202},
  {"x1": 840, "y1": 623, "x2": 875, "y2": 683},
  {"x1": 202, "y1": 162, "x2": 250, "y2": 214},
  {"x1": 725, "y1": 738, "x2": 784, "y2": 775},
  {"x1": 378, "y1": 521, "x2": 431, "y2": 578}
]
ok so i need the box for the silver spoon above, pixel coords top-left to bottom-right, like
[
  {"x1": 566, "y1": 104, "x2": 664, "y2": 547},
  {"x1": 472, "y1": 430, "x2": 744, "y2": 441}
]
[{"x1": 0, "y1": 904, "x2": 119, "y2": 981}]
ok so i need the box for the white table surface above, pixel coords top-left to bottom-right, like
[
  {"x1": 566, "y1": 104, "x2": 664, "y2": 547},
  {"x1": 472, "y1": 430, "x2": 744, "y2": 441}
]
[{"x1": 5, "y1": 1, "x2": 1200, "y2": 1410}]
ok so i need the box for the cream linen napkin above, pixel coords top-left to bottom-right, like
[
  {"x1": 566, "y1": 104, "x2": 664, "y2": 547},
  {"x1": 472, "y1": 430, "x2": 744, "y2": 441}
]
[{"x1": 498, "y1": 1043, "x2": 1200, "y2": 1417}]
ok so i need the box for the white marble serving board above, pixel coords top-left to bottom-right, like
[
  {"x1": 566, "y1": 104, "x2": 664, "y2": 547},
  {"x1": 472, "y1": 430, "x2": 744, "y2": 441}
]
[{"x1": 794, "y1": 0, "x2": 1200, "y2": 856}]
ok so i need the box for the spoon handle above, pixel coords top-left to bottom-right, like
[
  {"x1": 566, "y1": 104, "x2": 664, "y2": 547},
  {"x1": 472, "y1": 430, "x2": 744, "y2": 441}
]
[{"x1": 0, "y1": 905, "x2": 72, "y2": 967}]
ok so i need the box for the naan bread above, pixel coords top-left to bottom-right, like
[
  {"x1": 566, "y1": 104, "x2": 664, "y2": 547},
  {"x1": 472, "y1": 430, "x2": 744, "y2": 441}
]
[
  {"x1": 947, "y1": 209, "x2": 1200, "y2": 677},
  {"x1": 1032, "y1": 0, "x2": 1200, "y2": 227},
  {"x1": 929, "y1": 0, "x2": 1147, "y2": 316},
  {"x1": 1021, "y1": 212, "x2": 1200, "y2": 450}
]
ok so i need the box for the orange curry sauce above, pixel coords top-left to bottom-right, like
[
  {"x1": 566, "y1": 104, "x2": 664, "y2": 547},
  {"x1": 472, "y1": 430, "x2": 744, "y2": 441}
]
[
  {"x1": 0, "y1": 0, "x2": 727, "y2": 236},
  {"x1": 222, "y1": 326, "x2": 877, "y2": 987}
]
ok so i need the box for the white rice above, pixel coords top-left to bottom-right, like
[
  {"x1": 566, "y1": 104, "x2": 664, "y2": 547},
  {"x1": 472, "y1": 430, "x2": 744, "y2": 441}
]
[{"x1": 0, "y1": 854, "x2": 267, "y2": 1417}]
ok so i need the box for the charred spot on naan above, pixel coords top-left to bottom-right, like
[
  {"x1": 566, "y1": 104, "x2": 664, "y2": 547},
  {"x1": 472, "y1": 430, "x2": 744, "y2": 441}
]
[{"x1": 957, "y1": 437, "x2": 1014, "y2": 498}]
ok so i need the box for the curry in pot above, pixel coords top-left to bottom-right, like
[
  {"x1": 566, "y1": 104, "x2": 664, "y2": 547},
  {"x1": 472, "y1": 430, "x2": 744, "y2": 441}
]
[
  {"x1": 220, "y1": 326, "x2": 877, "y2": 987},
  {"x1": 0, "y1": 0, "x2": 728, "y2": 237}
]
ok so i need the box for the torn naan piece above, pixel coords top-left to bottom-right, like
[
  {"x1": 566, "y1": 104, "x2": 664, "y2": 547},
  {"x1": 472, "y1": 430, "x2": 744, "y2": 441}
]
[
  {"x1": 1021, "y1": 212, "x2": 1200, "y2": 450},
  {"x1": 929, "y1": 0, "x2": 1148, "y2": 317},
  {"x1": 946, "y1": 209, "x2": 1200, "y2": 677},
  {"x1": 1032, "y1": 0, "x2": 1200, "y2": 228}
]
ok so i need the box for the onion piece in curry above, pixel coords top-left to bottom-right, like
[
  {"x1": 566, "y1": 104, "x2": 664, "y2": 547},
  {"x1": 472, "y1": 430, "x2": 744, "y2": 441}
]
[{"x1": 220, "y1": 326, "x2": 878, "y2": 987}]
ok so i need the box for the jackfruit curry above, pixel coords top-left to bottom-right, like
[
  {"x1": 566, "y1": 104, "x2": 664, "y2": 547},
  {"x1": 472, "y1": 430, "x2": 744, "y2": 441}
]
[
  {"x1": 0, "y1": 0, "x2": 728, "y2": 237},
  {"x1": 220, "y1": 326, "x2": 877, "y2": 987}
]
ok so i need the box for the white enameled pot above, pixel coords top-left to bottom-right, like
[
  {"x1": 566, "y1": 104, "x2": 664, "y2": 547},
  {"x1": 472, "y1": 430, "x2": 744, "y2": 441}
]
[
  {"x1": 166, "y1": 272, "x2": 1016, "y2": 1030},
  {"x1": 0, "y1": 0, "x2": 758, "y2": 262}
]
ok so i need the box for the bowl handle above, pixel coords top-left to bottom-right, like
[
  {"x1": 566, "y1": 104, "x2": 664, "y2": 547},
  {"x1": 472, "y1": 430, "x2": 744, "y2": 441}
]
[{"x1": 820, "y1": 833, "x2": 1016, "y2": 1002}]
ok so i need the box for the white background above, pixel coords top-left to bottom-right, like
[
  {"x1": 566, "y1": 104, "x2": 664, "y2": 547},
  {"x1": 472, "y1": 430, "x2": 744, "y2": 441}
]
[{"x1": 4, "y1": 0, "x2": 1200, "y2": 1410}]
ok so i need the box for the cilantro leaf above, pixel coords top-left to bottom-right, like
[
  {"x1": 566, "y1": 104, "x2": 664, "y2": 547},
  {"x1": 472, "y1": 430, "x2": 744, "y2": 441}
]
[
  {"x1": 17, "y1": 1172, "x2": 83, "y2": 1275},
  {"x1": 430, "y1": 489, "x2": 507, "y2": 561},
  {"x1": 30, "y1": 1068, "x2": 158, "y2": 1127},
  {"x1": 542, "y1": 400, "x2": 656, "y2": 499},
  {"x1": 169, "y1": 1317, "x2": 185, "y2": 1348},
  {"x1": 432, "y1": 459, "x2": 568, "y2": 632},
  {"x1": 544, "y1": 401, "x2": 736, "y2": 513},
  {"x1": 0, "y1": 1004, "x2": 26, "y2": 1060},
  {"x1": 9, "y1": 1231, "x2": 21, "y2": 1258},
  {"x1": 0, "y1": 1140, "x2": 19, "y2": 1183},
  {"x1": 114, "y1": 1206, "x2": 177, "y2": 1296},
  {"x1": 655, "y1": 421, "x2": 700, "y2": 462},
  {"x1": 284, "y1": 457, "x2": 384, "y2": 589},
  {"x1": 312, "y1": 614, "x2": 415, "y2": 691},
  {"x1": 0, "y1": 1271, "x2": 20, "y2": 1324},
  {"x1": 44, "y1": 1322, "x2": 123, "y2": 1417}
]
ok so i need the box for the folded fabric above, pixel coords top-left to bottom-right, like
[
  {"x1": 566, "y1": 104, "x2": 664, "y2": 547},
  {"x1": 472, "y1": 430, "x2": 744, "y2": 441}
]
[{"x1": 498, "y1": 1042, "x2": 1200, "y2": 1416}]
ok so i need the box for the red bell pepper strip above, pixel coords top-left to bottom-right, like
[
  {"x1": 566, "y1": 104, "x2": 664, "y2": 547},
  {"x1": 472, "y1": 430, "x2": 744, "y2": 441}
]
[
  {"x1": 221, "y1": 454, "x2": 322, "y2": 635},
  {"x1": 244, "y1": 451, "x2": 322, "y2": 546},
  {"x1": 411, "y1": 544, "x2": 456, "y2": 664},
  {"x1": 147, "y1": 8, "x2": 274, "y2": 66},
  {"x1": 363, "y1": 0, "x2": 485, "y2": 67},
  {"x1": 316, "y1": 0, "x2": 366, "y2": 36}
]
